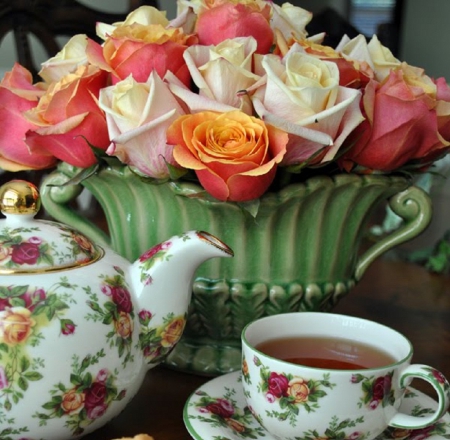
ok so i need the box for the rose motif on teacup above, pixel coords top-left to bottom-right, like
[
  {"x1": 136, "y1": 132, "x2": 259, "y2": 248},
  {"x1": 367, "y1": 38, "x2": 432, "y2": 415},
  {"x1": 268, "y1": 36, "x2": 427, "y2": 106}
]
[
  {"x1": 297, "y1": 414, "x2": 369, "y2": 440},
  {"x1": 188, "y1": 388, "x2": 266, "y2": 439},
  {"x1": 0, "y1": 280, "x2": 77, "y2": 410},
  {"x1": 352, "y1": 372, "x2": 395, "y2": 410},
  {"x1": 34, "y1": 352, "x2": 126, "y2": 437},
  {"x1": 137, "y1": 241, "x2": 173, "y2": 285},
  {"x1": 254, "y1": 357, "x2": 336, "y2": 426}
]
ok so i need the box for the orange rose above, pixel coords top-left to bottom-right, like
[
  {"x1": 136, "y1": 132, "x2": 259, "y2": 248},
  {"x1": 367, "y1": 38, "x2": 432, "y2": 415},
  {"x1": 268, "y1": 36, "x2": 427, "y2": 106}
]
[
  {"x1": 287, "y1": 378, "x2": 310, "y2": 403},
  {"x1": 0, "y1": 307, "x2": 36, "y2": 345},
  {"x1": 160, "y1": 317, "x2": 185, "y2": 348},
  {"x1": 61, "y1": 388, "x2": 85, "y2": 415},
  {"x1": 115, "y1": 311, "x2": 134, "y2": 339},
  {"x1": 169, "y1": 110, "x2": 288, "y2": 202},
  {"x1": 23, "y1": 65, "x2": 110, "y2": 168},
  {"x1": 242, "y1": 359, "x2": 249, "y2": 376}
]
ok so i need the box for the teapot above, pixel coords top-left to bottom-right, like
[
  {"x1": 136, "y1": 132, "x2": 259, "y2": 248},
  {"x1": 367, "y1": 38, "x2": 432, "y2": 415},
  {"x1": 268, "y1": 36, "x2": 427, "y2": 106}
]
[{"x1": 0, "y1": 180, "x2": 233, "y2": 439}]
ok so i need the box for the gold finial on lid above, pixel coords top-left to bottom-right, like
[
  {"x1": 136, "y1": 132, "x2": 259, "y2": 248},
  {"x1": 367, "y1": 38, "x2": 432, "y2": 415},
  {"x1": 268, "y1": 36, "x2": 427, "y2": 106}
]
[{"x1": 0, "y1": 180, "x2": 41, "y2": 215}]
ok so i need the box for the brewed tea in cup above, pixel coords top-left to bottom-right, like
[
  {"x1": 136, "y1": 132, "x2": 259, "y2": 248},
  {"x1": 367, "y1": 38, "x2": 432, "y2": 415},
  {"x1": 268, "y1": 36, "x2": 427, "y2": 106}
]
[{"x1": 241, "y1": 312, "x2": 450, "y2": 440}]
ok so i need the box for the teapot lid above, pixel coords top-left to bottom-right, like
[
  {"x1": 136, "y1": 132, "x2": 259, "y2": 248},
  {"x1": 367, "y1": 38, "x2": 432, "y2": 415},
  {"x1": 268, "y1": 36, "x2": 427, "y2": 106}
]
[{"x1": 0, "y1": 180, "x2": 103, "y2": 274}]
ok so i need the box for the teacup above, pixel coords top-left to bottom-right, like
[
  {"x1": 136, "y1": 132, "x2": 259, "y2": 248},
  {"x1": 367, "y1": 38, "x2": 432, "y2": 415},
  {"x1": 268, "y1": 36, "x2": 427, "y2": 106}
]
[{"x1": 241, "y1": 312, "x2": 450, "y2": 440}]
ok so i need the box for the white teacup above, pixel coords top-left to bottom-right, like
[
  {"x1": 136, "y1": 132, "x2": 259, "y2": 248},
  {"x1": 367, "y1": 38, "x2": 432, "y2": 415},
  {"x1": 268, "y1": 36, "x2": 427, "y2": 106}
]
[{"x1": 241, "y1": 312, "x2": 450, "y2": 440}]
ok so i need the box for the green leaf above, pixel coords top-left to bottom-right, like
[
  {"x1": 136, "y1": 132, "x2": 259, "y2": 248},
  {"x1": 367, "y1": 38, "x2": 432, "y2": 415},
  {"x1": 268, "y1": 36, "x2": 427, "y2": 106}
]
[
  {"x1": 24, "y1": 371, "x2": 43, "y2": 381},
  {"x1": 18, "y1": 377, "x2": 28, "y2": 391},
  {"x1": 20, "y1": 356, "x2": 30, "y2": 372},
  {"x1": 10, "y1": 285, "x2": 29, "y2": 297}
]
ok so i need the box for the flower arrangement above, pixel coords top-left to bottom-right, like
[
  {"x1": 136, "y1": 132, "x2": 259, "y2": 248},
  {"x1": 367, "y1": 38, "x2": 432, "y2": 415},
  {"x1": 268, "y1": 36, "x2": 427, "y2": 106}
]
[{"x1": 1, "y1": 0, "x2": 450, "y2": 204}]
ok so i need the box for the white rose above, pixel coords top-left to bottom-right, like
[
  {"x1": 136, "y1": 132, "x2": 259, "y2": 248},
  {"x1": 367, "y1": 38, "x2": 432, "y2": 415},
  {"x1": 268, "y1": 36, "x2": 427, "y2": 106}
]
[
  {"x1": 38, "y1": 34, "x2": 89, "y2": 83},
  {"x1": 251, "y1": 44, "x2": 363, "y2": 166},
  {"x1": 99, "y1": 72, "x2": 185, "y2": 179}
]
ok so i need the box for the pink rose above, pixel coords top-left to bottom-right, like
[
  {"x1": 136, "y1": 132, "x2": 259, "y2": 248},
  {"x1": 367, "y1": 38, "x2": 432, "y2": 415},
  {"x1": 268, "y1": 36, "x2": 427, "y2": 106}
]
[
  {"x1": 60, "y1": 319, "x2": 76, "y2": 336},
  {"x1": 21, "y1": 288, "x2": 46, "y2": 311},
  {"x1": 138, "y1": 309, "x2": 152, "y2": 326},
  {"x1": 196, "y1": 1, "x2": 273, "y2": 54},
  {"x1": 96, "y1": 369, "x2": 110, "y2": 383},
  {"x1": 86, "y1": 403, "x2": 108, "y2": 420},
  {"x1": 0, "y1": 366, "x2": 8, "y2": 389},
  {"x1": 86, "y1": 22, "x2": 195, "y2": 86},
  {"x1": 139, "y1": 241, "x2": 171, "y2": 262},
  {"x1": 11, "y1": 242, "x2": 41, "y2": 265},
  {"x1": 84, "y1": 382, "x2": 107, "y2": 409},
  {"x1": 169, "y1": 110, "x2": 288, "y2": 202},
  {"x1": 267, "y1": 372, "x2": 289, "y2": 398},
  {"x1": 0, "y1": 64, "x2": 56, "y2": 171},
  {"x1": 341, "y1": 68, "x2": 450, "y2": 172},
  {"x1": 24, "y1": 65, "x2": 110, "y2": 168},
  {"x1": 111, "y1": 286, "x2": 133, "y2": 313},
  {"x1": 206, "y1": 398, "x2": 235, "y2": 418}
]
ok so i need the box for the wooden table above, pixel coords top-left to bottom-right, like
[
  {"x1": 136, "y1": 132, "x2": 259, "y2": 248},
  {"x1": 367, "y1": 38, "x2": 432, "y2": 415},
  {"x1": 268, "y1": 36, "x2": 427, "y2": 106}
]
[{"x1": 81, "y1": 257, "x2": 450, "y2": 439}]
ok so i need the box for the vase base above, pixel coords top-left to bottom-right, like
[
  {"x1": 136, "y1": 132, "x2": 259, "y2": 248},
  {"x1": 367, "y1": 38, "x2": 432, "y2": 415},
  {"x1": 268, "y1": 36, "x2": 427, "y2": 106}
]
[{"x1": 164, "y1": 337, "x2": 243, "y2": 376}]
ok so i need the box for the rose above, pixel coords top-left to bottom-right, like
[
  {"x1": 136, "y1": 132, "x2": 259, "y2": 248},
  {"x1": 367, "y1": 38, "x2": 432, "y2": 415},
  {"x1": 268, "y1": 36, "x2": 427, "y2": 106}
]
[
  {"x1": 251, "y1": 46, "x2": 363, "y2": 168},
  {"x1": 23, "y1": 65, "x2": 110, "y2": 168},
  {"x1": 336, "y1": 34, "x2": 401, "y2": 83},
  {"x1": 86, "y1": 6, "x2": 196, "y2": 86},
  {"x1": 39, "y1": 34, "x2": 89, "y2": 83},
  {"x1": 287, "y1": 378, "x2": 310, "y2": 403},
  {"x1": 21, "y1": 288, "x2": 46, "y2": 311},
  {"x1": 0, "y1": 64, "x2": 56, "y2": 171},
  {"x1": 143, "y1": 345, "x2": 161, "y2": 362},
  {"x1": 0, "y1": 366, "x2": 8, "y2": 390},
  {"x1": 61, "y1": 388, "x2": 85, "y2": 415},
  {"x1": 84, "y1": 382, "x2": 107, "y2": 409},
  {"x1": 181, "y1": 37, "x2": 260, "y2": 113},
  {"x1": 226, "y1": 418, "x2": 246, "y2": 433},
  {"x1": 267, "y1": 372, "x2": 289, "y2": 398},
  {"x1": 114, "y1": 311, "x2": 134, "y2": 339},
  {"x1": 196, "y1": 1, "x2": 273, "y2": 55},
  {"x1": 111, "y1": 286, "x2": 133, "y2": 313},
  {"x1": 86, "y1": 402, "x2": 108, "y2": 420},
  {"x1": 169, "y1": 110, "x2": 288, "y2": 202},
  {"x1": 270, "y1": 2, "x2": 312, "y2": 42},
  {"x1": 60, "y1": 319, "x2": 76, "y2": 336},
  {"x1": 139, "y1": 241, "x2": 171, "y2": 262},
  {"x1": 205, "y1": 398, "x2": 235, "y2": 418},
  {"x1": 96, "y1": 369, "x2": 110, "y2": 383},
  {"x1": 71, "y1": 231, "x2": 95, "y2": 255},
  {"x1": 160, "y1": 317, "x2": 185, "y2": 348},
  {"x1": 99, "y1": 73, "x2": 185, "y2": 179},
  {"x1": 431, "y1": 368, "x2": 447, "y2": 384},
  {"x1": 341, "y1": 67, "x2": 450, "y2": 172},
  {"x1": 138, "y1": 309, "x2": 152, "y2": 326},
  {"x1": 0, "y1": 307, "x2": 36, "y2": 345},
  {"x1": 372, "y1": 375, "x2": 391, "y2": 401},
  {"x1": 242, "y1": 359, "x2": 249, "y2": 376},
  {"x1": 0, "y1": 245, "x2": 10, "y2": 262},
  {"x1": 11, "y1": 242, "x2": 41, "y2": 265}
]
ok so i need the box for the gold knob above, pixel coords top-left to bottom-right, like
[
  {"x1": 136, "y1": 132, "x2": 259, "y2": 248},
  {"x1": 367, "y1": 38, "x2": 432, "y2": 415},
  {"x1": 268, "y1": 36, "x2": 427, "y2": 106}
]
[{"x1": 0, "y1": 180, "x2": 41, "y2": 215}]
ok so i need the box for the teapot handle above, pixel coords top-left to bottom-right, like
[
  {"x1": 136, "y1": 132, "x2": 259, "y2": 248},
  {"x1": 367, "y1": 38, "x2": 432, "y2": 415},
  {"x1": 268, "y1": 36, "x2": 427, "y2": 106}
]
[
  {"x1": 354, "y1": 185, "x2": 432, "y2": 280},
  {"x1": 40, "y1": 170, "x2": 112, "y2": 248}
]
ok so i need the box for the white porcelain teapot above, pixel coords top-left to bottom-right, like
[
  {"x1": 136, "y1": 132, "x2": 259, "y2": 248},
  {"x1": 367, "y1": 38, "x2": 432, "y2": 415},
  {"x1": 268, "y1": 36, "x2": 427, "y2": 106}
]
[{"x1": 0, "y1": 180, "x2": 233, "y2": 439}]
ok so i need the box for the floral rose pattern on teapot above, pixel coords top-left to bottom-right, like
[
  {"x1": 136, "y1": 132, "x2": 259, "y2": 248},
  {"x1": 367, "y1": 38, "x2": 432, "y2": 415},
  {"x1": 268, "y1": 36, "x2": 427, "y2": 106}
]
[
  {"x1": 138, "y1": 311, "x2": 186, "y2": 365},
  {"x1": 84, "y1": 266, "x2": 135, "y2": 368},
  {"x1": 33, "y1": 349, "x2": 126, "y2": 437},
  {"x1": 0, "y1": 280, "x2": 77, "y2": 411}
]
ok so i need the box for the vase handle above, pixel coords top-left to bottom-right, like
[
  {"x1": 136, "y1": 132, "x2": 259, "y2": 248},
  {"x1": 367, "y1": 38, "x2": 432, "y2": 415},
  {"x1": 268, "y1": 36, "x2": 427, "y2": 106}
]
[
  {"x1": 354, "y1": 185, "x2": 432, "y2": 281},
  {"x1": 40, "y1": 170, "x2": 112, "y2": 248}
]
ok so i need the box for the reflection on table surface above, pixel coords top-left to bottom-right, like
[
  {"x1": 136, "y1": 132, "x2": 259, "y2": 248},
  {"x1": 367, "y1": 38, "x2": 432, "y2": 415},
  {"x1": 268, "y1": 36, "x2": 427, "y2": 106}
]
[{"x1": 77, "y1": 257, "x2": 450, "y2": 439}]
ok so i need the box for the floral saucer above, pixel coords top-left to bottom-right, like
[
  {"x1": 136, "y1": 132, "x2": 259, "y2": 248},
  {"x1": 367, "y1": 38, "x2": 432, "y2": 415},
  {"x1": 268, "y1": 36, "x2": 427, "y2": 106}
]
[{"x1": 183, "y1": 371, "x2": 450, "y2": 440}]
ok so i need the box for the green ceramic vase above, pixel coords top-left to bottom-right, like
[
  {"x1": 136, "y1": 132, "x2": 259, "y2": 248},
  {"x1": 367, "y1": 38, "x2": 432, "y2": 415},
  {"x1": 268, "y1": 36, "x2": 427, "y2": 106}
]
[{"x1": 40, "y1": 163, "x2": 432, "y2": 375}]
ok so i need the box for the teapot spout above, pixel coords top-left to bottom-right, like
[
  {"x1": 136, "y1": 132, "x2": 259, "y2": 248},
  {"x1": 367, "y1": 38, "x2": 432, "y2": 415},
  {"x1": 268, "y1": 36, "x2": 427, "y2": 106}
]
[{"x1": 130, "y1": 231, "x2": 233, "y2": 366}]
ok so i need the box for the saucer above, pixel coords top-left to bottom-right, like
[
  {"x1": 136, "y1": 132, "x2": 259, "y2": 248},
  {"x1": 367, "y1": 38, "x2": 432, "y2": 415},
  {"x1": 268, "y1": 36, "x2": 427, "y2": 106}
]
[{"x1": 183, "y1": 371, "x2": 450, "y2": 440}]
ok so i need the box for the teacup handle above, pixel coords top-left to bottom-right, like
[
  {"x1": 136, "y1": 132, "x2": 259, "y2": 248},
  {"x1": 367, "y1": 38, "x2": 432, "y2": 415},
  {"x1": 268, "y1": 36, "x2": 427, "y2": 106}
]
[
  {"x1": 389, "y1": 364, "x2": 450, "y2": 429},
  {"x1": 355, "y1": 186, "x2": 432, "y2": 281}
]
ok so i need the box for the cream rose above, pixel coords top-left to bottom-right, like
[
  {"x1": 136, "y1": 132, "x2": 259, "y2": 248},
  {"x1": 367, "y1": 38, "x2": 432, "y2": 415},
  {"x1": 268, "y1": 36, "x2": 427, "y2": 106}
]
[
  {"x1": 182, "y1": 37, "x2": 260, "y2": 113},
  {"x1": 115, "y1": 312, "x2": 134, "y2": 339},
  {"x1": 336, "y1": 34, "x2": 401, "y2": 82},
  {"x1": 61, "y1": 388, "x2": 85, "y2": 415},
  {"x1": 39, "y1": 34, "x2": 89, "y2": 84},
  {"x1": 270, "y1": 2, "x2": 313, "y2": 41},
  {"x1": 251, "y1": 45, "x2": 363, "y2": 167},
  {"x1": 288, "y1": 378, "x2": 310, "y2": 403},
  {"x1": 160, "y1": 317, "x2": 185, "y2": 348},
  {"x1": 99, "y1": 72, "x2": 185, "y2": 179}
]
